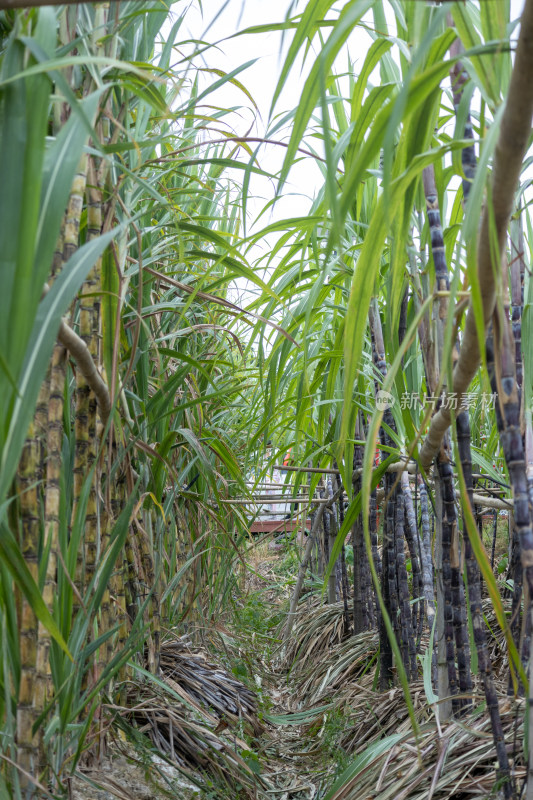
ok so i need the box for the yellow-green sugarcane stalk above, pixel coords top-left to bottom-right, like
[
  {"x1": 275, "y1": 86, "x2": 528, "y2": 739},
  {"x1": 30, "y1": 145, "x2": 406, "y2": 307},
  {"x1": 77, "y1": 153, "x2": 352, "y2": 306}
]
[
  {"x1": 63, "y1": 154, "x2": 91, "y2": 599},
  {"x1": 34, "y1": 159, "x2": 88, "y2": 772},
  {"x1": 35, "y1": 345, "x2": 67, "y2": 736},
  {"x1": 136, "y1": 511, "x2": 159, "y2": 674},
  {"x1": 110, "y1": 470, "x2": 129, "y2": 683},
  {"x1": 16, "y1": 420, "x2": 43, "y2": 785},
  {"x1": 62, "y1": 154, "x2": 88, "y2": 265},
  {"x1": 96, "y1": 444, "x2": 117, "y2": 675},
  {"x1": 73, "y1": 156, "x2": 104, "y2": 593},
  {"x1": 18, "y1": 379, "x2": 49, "y2": 777}
]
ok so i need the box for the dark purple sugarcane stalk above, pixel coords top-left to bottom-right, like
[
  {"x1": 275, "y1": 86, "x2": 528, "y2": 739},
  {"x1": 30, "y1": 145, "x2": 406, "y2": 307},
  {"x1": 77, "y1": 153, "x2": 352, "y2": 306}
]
[
  {"x1": 456, "y1": 409, "x2": 513, "y2": 797},
  {"x1": 367, "y1": 489, "x2": 380, "y2": 627},
  {"x1": 418, "y1": 475, "x2": 436, "y2": 627},
  {"x1": 340, "y1": 541, "x2": 351, "y2": 635},
  {"x1": 326, "y1": 479, "x2": 340, "y2": 604},
  {"x1": 449, "y1": 36, "x2": 477, "y2": 204},
  {"x1": 335, "y1": 471, "x2": 352, "y2": 636},
  {"x1": 380, "y1": 477, "x2": 398, "y2": 689},
  {"x1": 436, "y1": 448, "x2": 461, "y2": 715},
  {"x1": 401, "y1": 471, "x2": 423, "y2": 642},
  {"x1": 369, "y1": 303, "x2": 401, "y2": 687},
  {"x1": 395, "y1": 491, "x2": 418, "y2": 679},
  {"x1": 352, "y1": 426, "x2": 366, "y2": 633},
  {"x1": 423, "y1": 163, "x2": 472, "y2": 711},
  {"x1": 487, "y1": 325, "x2": 527, "y2": 702},
  {"x1": 352, "y1": 516, "x2": 365, "y2": 633},
  {"x1": 369, "y1": 488, "x2": 381, "y2": 574},
  {"x1": 418, "y1": 475, "x2": 438, "y2": 688},
  {"x1": 452, "y1": 544, "x2": 472, "y2": 709},
  {"x1": 361, "y1": 536, "x2": 373, "y2": 630},
  {"x1": 398, "y1": 287, "x2": 409, "y2": 357},
  {"x1": 490, "y1": 509, "x2": 498, "y2": 571},
  {"x1": 522, "y1": 423, "x2": 533, "y2": 670},
  {"x1": 446, "y1": 411, "x2": 472, "y2": 707},
  {"x1": 510, "y1": 208, "x2": 524, "y2": 390}
]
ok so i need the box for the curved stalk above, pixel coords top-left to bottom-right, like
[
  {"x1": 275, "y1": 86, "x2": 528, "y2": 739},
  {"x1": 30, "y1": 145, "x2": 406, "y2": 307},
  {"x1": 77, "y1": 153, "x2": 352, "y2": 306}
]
[
  {"x1": 456, "y1": 409, "x2": 513, "y2": 797},
  {"x1": 419, "y1": 0, "x2": 533, "y2": 468}
]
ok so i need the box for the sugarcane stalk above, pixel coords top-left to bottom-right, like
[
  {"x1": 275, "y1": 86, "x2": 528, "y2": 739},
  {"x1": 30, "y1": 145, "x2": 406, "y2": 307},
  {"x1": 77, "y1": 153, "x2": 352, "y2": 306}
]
[
  {"x1": 418, "y1": 475, "x2": 437, "y2": 688},
  {"x1": 369, "y1": 488, "x2": 381, "y2": 580},
  {"x1": 35, "y1": 346, "x2": 67, "y2": 736},
  {"x1": 79, "y1": 155, "x2": 104, "y2": 592},
  {"x1": 340, "y1": 539, "x2": 351, "y2": 636},
  {"x1": 16, "y1": 420, "x2": 43, "y2": 784},
  {"x1": 67, "y1": 158, "x2": 93, "y2": 603},
  {"x1": 34, "y1": 159, "x2": 89, "y2": 768},
  {"x1": 353, "y1": 421, "x2": 372, "y2": 631},
  {"x1": 380, "y1": 481, "x2": 398, "y2": 690},
  {"x1": 523, "y1": 422, "x2": 533, "y2": 669},
  {"x1": 490, "y1": 509, "x2": 498, "y2": 571},
  {"x1": 510, "y1": 206, "x2": 524, "y2": 390},
  {"x1": 352, "y1": 429, "x2": 366, "y2": 633},
  {"x1": 401, "y1": 470, "x2": 423, "y2": 642},
  {"x1": 136, "y1": 512, "x2": 160, "y2": 674},
  {"x1": 326, "y1": 479, "x2": 338, "y2": 604},
  {"x1": 369, "y1": 302, "x2": 402, "y2": 687},
  {"x1": 395, "y1": 491, "x2": 417, "y2": 679},
  {"x1": 322, "y1": 488, "x2": 330, "y2": 583},
  {"x1": 434, "y1": 479, "x2": 452, "y2": 721},
  {"x1": 456, "y1": 409, "x2": 513, "y2": 797},
  {"x1": 436, "y1": 449, "x2": 463, "y2": 716},
  {"x1": 449, "y1": 36, "x2": 476, "y2": 205},
  {"x1": 398, "y1": 287, "x2": 408, "y2": 356},
  {"x1": 485, "y1": 273, "x2": 533, "y2": 798},
  {"x1": 368, "y1": 488, "x2": 380, "y2": 627},
  {"x1": 337, "y1": 473, "x2": 352, "y2": 636},
  {"x1": 352, "y1": 514, "x2": 364, "y2": 634},
  {"x1": 62, "y1": 154, "x2": 88, "y2": 265},
  {"x1": 423, "y1": 162, "x2": 459, "y2": 715},
  {"x1": 283, "y1": 487, "x2": 343, "y2": 643},
  {"x1": 423, "y1": 134, "x2": 476, "y2": 712},
  {"x1": 487, "y1": 319, "x2": 528, "y2": 689},
  {"x1": 110, "y1": 472, "x2": 129, "y2": 684},
  {"x1": 447, "y1": 464, "x2": 472, "y2": 712},
  {"x1": 419, "y1": 0, "x2": 533, "y2": 469},
  {"x1": 361, "y1": 522, "x2": 373, "y2": 632}
]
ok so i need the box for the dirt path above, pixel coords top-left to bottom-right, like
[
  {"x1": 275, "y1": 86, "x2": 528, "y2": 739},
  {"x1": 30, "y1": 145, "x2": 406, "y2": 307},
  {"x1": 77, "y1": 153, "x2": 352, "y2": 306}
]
[
  {"x1": 71, "y1": 543, "x2": 339, "y2": 800},
  {"x1": 70, "y1": 541, "x2": 527, "y2": 800}
]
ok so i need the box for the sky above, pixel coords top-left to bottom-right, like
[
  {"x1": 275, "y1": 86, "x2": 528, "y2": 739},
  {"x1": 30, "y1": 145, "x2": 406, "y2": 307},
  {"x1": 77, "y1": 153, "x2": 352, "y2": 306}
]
[
  {"x1": 179, "y1": 0, "x2": 527, "y2": 305},
  {"x1": 181, "y1": 0, "x2": 370, "y2": 304},
  {"x1": 183, "y1": 0, "x2": 325, "y2": 223}
]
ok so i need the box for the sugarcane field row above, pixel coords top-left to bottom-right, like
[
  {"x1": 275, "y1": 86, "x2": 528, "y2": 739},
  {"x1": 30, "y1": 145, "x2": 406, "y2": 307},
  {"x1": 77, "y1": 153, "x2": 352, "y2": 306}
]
[{"x1": 2, "y1": 1, "x2": 533, "y2": 799}]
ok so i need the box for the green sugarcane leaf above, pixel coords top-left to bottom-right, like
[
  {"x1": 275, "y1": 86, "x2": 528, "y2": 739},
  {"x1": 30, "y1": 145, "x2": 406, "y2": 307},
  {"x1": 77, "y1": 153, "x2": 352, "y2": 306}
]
[
  {"x1": 278, "y1": 0, "x2": 374, "y2": 191},
  {"x1": 0, "y1": 522, "x2": 70, "y2": 659},
  {"x1": 351, "y1": 38, "x2": 393, "y2": 118},
  {"x1": 0, "y1": 223, "x2": 126, "y2": 505},
  {"x1": 453, "y1": 425, "x2": 528, "y2": 692},
  {"x1": 322, "y1": 731, "x2": 406, "y2": 800}
]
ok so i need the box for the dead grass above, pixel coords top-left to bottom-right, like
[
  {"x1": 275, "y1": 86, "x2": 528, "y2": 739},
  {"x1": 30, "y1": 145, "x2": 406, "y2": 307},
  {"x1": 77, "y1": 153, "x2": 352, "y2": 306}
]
[{"x1": 75, "y1": 545, "x2": 526, "y2": 800}]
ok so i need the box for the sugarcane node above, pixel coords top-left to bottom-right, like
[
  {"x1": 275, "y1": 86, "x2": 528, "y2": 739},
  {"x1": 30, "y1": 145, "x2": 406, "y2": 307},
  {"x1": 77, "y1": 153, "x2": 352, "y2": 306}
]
[{"x1": 450, "y1": 522, "x2": 460, "y2": 569}]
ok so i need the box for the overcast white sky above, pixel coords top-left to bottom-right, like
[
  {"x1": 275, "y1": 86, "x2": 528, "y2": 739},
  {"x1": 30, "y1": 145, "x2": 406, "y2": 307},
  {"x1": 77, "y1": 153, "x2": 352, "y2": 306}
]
[
  {"x1": 183, "y1": 0, "x2": 327, "y2": 238},
  {"x1": 181, "y1": 0, "x2": 371, "y2": 303},
  {"x1": 179, "y1": 0, "x2": 526, "y2": 304}
]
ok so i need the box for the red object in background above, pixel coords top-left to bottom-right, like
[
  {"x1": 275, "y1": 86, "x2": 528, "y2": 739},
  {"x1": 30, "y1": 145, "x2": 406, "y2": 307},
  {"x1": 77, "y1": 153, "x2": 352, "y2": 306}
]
[
  {"x1": 283, "y1": 449, "x2": 292, "y2": 467},
  {"x1": 250, "y1": 519, "x2": 311, "y2": 534}
]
